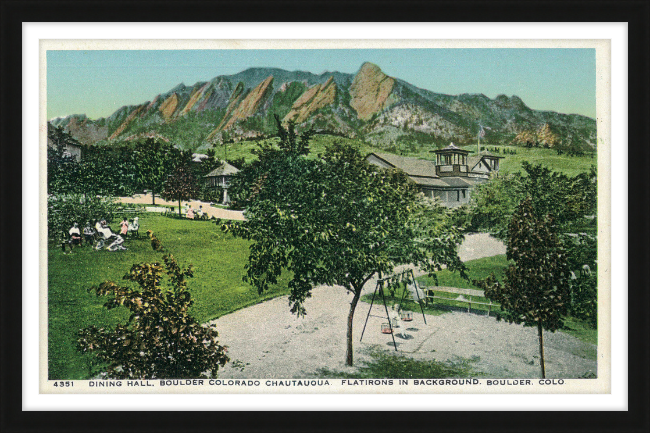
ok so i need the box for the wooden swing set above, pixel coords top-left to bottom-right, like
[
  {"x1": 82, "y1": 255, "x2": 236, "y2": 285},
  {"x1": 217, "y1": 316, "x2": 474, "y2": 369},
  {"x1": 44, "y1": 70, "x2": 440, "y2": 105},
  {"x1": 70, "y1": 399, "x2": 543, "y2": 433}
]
[{"x1": 359, "y1": 268, "x2": 427, "y2": 351}]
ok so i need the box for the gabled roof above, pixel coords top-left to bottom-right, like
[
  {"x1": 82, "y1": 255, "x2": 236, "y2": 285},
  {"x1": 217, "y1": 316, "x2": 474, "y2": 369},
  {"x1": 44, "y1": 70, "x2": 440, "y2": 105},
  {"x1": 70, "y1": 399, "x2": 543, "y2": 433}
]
[
  {"x1": 468, "y1": 151, "x2": 505, "y2": 171},
  {"x1": 368, "y1": 152, "x2": 438, "y2": 178},
  {"x1": 205, "y1": 162, "x2": 240, "y2": 177}
]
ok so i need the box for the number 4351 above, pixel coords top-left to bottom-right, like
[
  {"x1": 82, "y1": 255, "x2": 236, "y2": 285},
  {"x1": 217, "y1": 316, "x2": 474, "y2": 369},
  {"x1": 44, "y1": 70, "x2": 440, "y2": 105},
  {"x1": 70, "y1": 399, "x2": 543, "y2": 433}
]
[{"x1": 53, "y1": 381, "x2": 73, "y2": 387}]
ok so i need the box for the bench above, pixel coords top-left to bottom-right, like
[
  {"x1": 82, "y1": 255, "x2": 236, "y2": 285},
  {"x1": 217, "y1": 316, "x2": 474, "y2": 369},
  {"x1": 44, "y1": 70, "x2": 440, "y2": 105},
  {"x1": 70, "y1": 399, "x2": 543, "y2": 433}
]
[{"x1": 422, "y1": 287, "x2": 498, "y2": 315}]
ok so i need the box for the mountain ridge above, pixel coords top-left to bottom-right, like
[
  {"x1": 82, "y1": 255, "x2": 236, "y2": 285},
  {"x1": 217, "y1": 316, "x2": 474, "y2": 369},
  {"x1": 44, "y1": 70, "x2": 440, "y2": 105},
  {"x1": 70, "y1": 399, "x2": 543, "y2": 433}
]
[{"x1": 49, "y1": 62, "x2": 597, "y2": 152}]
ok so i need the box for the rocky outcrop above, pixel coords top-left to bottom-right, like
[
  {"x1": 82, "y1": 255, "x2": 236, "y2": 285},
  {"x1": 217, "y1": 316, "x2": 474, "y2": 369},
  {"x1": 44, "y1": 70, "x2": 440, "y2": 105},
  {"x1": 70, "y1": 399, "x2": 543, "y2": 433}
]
[
  {"x1": 109, "y1": 105, "x2": 146, "y2": 140},
  {"x1": 159, "y1": 93, "x2": 179, "y2": 120},
  {"x1": 283, "y1": 77, "x2": 337, "y2": 124},
  {"x1": 181, "y1": 83, "x2": 210, "y2": 115},
  {"x1": 349, "y1": 62, "x2": 396, "y2": 121},
  {"x1": 221, "y1": 75, "x2": 274, "y2": 130}
]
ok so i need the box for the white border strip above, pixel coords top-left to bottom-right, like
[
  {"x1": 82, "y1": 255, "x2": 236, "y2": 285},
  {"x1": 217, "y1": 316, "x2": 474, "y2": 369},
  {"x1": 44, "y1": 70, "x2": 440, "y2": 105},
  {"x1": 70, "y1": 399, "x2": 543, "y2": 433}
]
[{"x1": 24, "y1": 22, "x2": 627, "y2": 412}]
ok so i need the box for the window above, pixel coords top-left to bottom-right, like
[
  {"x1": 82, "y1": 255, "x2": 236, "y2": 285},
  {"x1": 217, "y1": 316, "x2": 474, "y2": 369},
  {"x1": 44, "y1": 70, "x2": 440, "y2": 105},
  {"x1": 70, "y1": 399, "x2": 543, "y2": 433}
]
[
  {"x1": 462, "y1": 190, "x2": 466, "y2": 199},
  {"x1": 456, "y1": 191, "x2": 460, "y2": 201}
]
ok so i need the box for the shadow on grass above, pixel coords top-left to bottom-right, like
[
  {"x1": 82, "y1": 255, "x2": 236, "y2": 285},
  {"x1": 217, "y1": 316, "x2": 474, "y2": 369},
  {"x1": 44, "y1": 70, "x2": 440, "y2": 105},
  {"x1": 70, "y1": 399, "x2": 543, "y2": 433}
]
[{"x1": 315, "y1": 346, "x2": 482, "y2": 379}]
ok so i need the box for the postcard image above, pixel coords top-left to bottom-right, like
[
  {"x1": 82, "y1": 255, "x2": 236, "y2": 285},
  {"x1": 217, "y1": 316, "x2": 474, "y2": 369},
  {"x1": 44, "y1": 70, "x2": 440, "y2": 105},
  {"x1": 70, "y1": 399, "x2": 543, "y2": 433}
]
[{"x1": 41, "y1": 39, "x2": 609, "y2": 394}]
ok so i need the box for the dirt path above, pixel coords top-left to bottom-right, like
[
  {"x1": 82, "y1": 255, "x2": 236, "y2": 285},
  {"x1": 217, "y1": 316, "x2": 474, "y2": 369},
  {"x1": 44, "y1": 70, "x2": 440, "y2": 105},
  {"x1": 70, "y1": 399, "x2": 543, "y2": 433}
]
[
  {"x1": 208, "y1": 234, "x2": 596, "y2": 379},
  {"x1": 117, "y1": 194, "x2": 245, "y2": 221}
]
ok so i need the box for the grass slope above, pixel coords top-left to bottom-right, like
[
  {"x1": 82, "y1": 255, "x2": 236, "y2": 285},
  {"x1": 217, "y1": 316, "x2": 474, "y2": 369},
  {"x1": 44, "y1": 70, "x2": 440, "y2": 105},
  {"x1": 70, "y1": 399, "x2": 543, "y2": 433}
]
[
  {"x1": 48, "y1": 213, "x2": 290, "y2": 380},
  {"x1": 220, "y1": 135, "x2": 595, "y2": 176}
]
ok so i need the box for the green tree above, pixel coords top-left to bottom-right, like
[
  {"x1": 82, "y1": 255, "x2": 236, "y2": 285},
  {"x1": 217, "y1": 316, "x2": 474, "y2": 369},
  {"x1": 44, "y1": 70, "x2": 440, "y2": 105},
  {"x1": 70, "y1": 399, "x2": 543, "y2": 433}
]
[
  {"x1": 476, "y1": 197, "x2": 571, "y2": 378},
  {"x1": 469, "y1": 162, "x2": 597, "y2": 241},
  {"x1": 133, "y1": 138, "x2": 185, "y2": 205},
  {"x1": 47, "y1": 125, "x2": 83, "y2": 195},
  {"x1": 470, "y1": 163, "x2": 598, "y2": 330},
  {"x1": 77, "y1": 253, "x2": 229, "y2": 379},
  {"x1": 47, "y1": 194, "x2": 118, "y2": 240},
  {"x1": 564, "y1": 233, "x2": 598, "y2": 327},
  {"x1": 161, "y1": 164, "x2": 199, "y2": 218},
  {"x1": 224, "y1": 125, "x2": 465, "y2": 366}
]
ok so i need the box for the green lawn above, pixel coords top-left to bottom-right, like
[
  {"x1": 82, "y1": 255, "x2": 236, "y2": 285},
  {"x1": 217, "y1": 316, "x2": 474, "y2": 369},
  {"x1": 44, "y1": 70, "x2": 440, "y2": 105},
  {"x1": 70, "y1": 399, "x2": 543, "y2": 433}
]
[
  {"x1": 362, "y1": 254, "x2": 597, "y2": 347},
  {"x1": 458, "y1": 143, "x2": 596, "y2": 177},
  {"x1": 224, "y1": 135, "x2": 595, "y2": 177},
  {"x1": 418, "y1": 254, "x2": 511, "y2": 290},
  {"x1": 48, "y1": 213, "x2": 290, "y2": 380}
]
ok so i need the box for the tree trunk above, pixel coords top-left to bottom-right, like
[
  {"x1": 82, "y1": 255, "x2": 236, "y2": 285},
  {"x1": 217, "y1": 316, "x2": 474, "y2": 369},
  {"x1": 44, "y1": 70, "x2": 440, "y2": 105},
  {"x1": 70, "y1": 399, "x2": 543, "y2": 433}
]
[
  {"x1": 178, "y1": 199, "x2": 182, "y2": 218},
  {"x1": 151, "y1": 185, "x2": 156, "y2": 205},
  {"x1": 537, "y1": 321, "x2": 546, "y2": 379},
  {"x1": 346, "y1": 287, "x2": 362, "y2": 366}
]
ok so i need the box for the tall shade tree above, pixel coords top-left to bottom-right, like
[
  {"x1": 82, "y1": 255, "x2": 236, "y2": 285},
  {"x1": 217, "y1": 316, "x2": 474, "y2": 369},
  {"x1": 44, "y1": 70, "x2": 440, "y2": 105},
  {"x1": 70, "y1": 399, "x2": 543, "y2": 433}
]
[
  {"x1": 161, "y1": 164, "x2": 199, "y2": 218},
  {"x1": 469, "y1": 162, "x2": 597, "y2": 242},
  {"x1": 476, "y1": 196, "x2": 571, "y2": 378},
  {"x1": 132, "y1": 138, "x2": 185, "y2": 205},
  {"x1": 223, "y1": 125, "x2": 466, "y2": 366}
]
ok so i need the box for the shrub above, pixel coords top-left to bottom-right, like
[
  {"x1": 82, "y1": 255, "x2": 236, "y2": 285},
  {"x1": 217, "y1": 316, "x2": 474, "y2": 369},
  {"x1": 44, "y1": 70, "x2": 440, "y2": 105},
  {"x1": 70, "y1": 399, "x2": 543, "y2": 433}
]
[{"x1": 77, "y1": 253, "x2": 229, "y2": 379}]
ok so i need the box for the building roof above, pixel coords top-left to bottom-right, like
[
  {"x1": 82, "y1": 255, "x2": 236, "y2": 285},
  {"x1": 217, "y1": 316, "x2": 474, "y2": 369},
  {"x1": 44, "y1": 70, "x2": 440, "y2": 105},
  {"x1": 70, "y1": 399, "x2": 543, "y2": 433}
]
[
  {"x1": 369, "y1": 152, "x2": 438, "y2": 178},
  {"x1": 467, "y1": 155, "x2": 483, "y2": 169},
  {"x1": 440, "y1": 177, "x2": 475, "y2": 188},
  {"x1": 408, "y1": 176, "x2": 449, "y2": 187},
  {"x1": 367, "y1": 152, "x2": 486, "y2": 189},
  {"x1": 192, "y1": 153, "x2": 209, "y2": 163},
  {"x1": 205, "y1": 162, "x2": 240, "y2": 177},
  {"x1": 468, "y1": 152, "x2": 505, "y2": 171},
  {"x1": 434, "y1": 142, "x2": 470, "y2": 154}
]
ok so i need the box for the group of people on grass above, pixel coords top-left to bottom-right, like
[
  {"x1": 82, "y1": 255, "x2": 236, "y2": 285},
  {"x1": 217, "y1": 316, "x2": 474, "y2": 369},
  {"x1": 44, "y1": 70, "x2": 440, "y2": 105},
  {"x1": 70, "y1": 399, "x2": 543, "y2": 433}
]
[
  {"x1": 184, "y1": 203, "x2": 205, "y2": 220},
  {"x1": 64, "y1": 217, "x2": 139, "y2": 253},
  {"x1": 170, "y1": 203, "x2": 208, "y2": 220}
]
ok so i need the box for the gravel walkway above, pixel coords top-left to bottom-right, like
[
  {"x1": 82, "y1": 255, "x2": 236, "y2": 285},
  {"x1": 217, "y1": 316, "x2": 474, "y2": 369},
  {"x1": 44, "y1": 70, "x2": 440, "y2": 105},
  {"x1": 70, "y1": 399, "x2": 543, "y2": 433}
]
[
  {"x1": 209, "y1": 234, "x2": 597, "y2": 379},
  {"x1": 117, "y1": 194, "x2": 245, "y2": 221}
]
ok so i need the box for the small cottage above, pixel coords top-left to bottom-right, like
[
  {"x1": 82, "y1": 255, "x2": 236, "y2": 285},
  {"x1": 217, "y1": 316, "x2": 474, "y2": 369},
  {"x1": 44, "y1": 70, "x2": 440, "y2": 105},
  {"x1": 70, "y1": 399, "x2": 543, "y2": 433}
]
[{"x1": 205, "y1": 162, "x2": 240, "y2": 204}]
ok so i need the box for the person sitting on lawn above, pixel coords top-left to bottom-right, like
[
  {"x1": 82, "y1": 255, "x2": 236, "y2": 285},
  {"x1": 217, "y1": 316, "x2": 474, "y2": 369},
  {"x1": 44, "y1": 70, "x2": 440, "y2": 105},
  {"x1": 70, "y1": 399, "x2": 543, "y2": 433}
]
[
  {"x1": 120, "y1": 217, "x2": 129, "y2": 236},
  {"x1": 68, "y1": 222, "x2": 82, "y2": 251},
  {"x1": 197, "y1": 205, "x2": 203, "y2": 219},
  {"x1": 95, "y1": 220, "x2": 112, "y2": 250},
  {"x1": 95, "y1": 219, "x2": 104, "y2": 234},
  {"x1": 106, "y1": 233, "x2": 127, "y2": 251},
  {"x1": 187, "y1": 206, "x2": 195, "y2": 220},
  {"x1": 83, "y1": 221, "x2": 96, "y2": 245},
  {"x1": 127, "y1": 217, "x2": 139, "y2": 238}
]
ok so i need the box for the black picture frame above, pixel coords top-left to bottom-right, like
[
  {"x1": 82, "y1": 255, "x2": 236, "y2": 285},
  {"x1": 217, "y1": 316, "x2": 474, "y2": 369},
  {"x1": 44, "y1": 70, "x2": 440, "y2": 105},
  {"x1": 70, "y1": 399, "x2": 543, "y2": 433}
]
[{"x1": 2, "y1": 1, "x2": 648, "y2": 432}]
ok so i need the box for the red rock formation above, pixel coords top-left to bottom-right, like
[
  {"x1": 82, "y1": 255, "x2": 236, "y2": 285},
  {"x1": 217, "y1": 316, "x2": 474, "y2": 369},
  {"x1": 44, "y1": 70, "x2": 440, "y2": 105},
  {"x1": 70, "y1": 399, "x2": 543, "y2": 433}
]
[
  {"x1": 349, "y1": 62, "x2": 396, "y2": 121},
  {"x1": 225, "y1": 76, "x2": 274, "y2": 129},
  {"x1": 283, "y1": 77, "x2": 337, "y2": 124},
  {"x1": 181, "y1": 83, "x2": 209, "y2": 115},
  {"x1": 158, "y1": 93, "x2": 179, "y2": 120},
  {"x1": 109, "y1": 105, "x2": 146, "y2": 140}
]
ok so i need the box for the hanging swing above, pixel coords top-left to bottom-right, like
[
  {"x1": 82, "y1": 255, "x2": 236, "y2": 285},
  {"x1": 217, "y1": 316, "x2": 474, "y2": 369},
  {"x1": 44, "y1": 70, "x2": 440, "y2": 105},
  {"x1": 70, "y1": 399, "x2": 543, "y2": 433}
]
[{"x1": 359, "y1": 268, "x2": 427, "y2": 350}]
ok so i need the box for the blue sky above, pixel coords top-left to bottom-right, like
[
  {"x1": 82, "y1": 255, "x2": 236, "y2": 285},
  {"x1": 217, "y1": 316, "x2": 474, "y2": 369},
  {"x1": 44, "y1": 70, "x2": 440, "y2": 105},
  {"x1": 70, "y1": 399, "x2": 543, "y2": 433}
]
[{"x1": 47, "y1": 48, "x2": 596, "y2": 120}]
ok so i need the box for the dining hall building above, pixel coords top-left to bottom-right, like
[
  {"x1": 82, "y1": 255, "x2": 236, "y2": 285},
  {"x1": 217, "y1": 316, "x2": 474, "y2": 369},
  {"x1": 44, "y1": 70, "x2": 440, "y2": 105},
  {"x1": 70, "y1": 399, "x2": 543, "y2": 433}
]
[{"x1": 366, "y1": 143, "x2": 504, "y2": 207}]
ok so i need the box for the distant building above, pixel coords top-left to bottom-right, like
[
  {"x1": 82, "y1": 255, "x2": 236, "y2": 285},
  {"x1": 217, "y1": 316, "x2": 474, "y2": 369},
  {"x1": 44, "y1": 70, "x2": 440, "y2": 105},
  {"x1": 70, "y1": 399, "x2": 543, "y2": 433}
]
[
  {"x1": 205, "y1": 162, "x2": 240, "y2": 204},
  {"x1": 366, "y1": 143, "x2": 503, "y2": 207},
  {"x1": 47, "y1": 136, "x2": 82, "y2": 162},
  {"x1": 191, "y1": 153, "x2": 209, "y2": 163}
]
